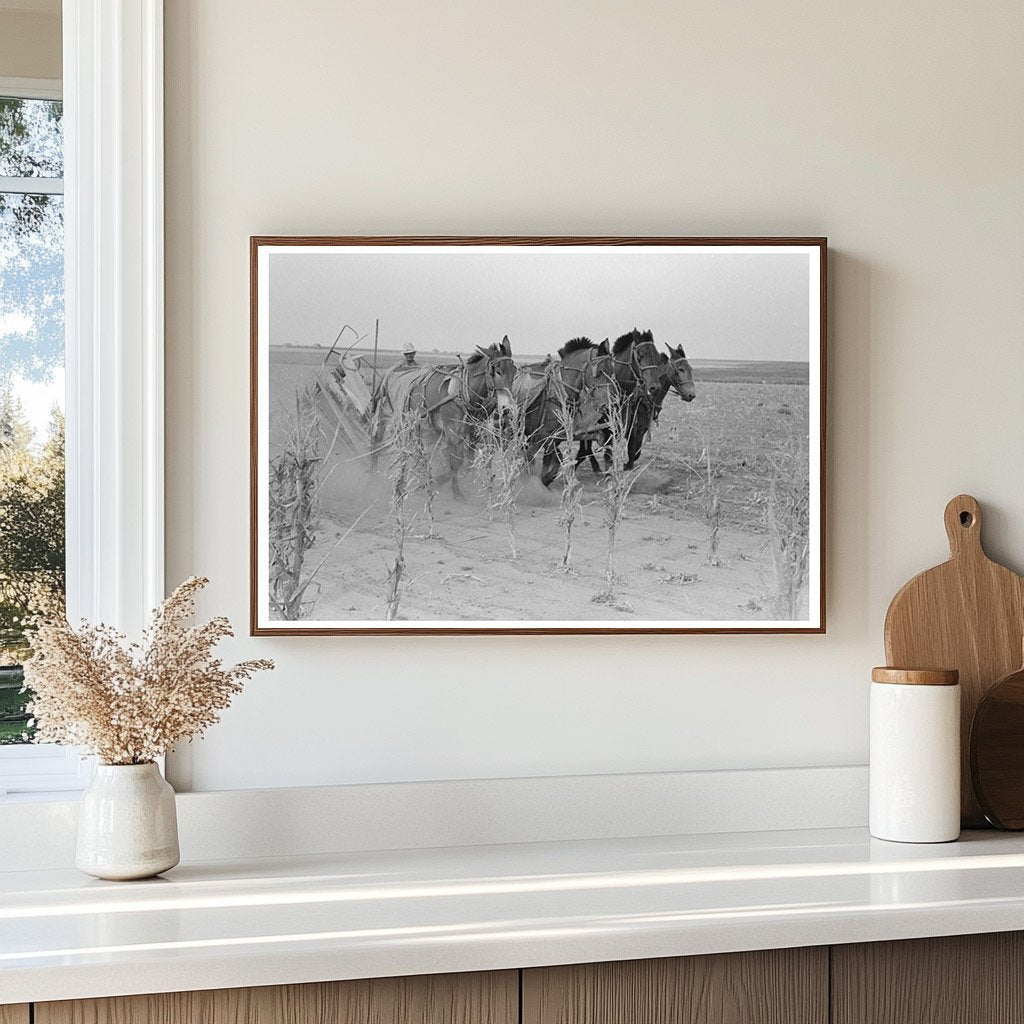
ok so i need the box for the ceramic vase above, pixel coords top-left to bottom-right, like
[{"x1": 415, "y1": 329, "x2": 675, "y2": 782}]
[{"x1": 76, "y1": 762, "x2": 180, "y2": 880}]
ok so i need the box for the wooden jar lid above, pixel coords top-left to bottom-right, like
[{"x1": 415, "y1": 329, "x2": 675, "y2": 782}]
[{"x1": 871, "y1": 667, "x2": 960, "y2": 686}]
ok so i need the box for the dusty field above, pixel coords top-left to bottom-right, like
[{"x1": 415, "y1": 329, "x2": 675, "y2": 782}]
[{"x1": 267, "y1": 347, "x2": 811, "y2": 623}]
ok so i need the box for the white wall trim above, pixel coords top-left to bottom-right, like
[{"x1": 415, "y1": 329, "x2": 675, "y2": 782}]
[
  {"x1": 0, "y1": 1, "x2": 165, "y2": 798},
  {"x1": 0, "y1": 765, "x2": 869, "y2": 870},
  {"x1": 0, "y1": 744, "x2": 91, "y2": 797},
  {"x1": 63, "y1": 0, "x2": 164, "y2": 636},
  {"x1": 0, "y1": 174, "x2": 64, "y2": 194},
  {"x1": 0, "y1": 75, "x2": 62, "y2": 100}
]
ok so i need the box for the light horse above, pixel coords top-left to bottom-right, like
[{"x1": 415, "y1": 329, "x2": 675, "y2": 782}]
[
  {"x1": 513, "y1": 338, "x2": 612, "y2": 486},
  {"x1": 373, "y1": 336, "x2": 516, "y2": 497}
]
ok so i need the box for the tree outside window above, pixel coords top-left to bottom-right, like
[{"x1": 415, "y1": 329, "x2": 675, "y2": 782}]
[{"x1": 0, "y1": 94, "x2": 65, "y2": 744}]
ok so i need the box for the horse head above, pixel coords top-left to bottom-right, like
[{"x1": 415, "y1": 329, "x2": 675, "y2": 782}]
[
  {"x1": 554, "y1": 338, "x2": 613, "y2": 440},
  {"x1": 556, "y1": 337, "x2": 611, "y2": 417},
  {"x1": 666, "y1": 344, "x2": 696, "y2": 402},
  {"x1": 613, "y1": 328, "x2": 663, "y2": 399},
  {"x1": 468, "y1": 334, "x2": 516, "y2": 416}
]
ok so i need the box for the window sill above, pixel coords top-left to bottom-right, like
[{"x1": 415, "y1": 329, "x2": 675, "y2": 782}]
[
  {"x1": 0, "y1": 746, "x2": 94, "y2": 799},
  {"x1": 0, "y1": 789, "x2": 85, "y2": 804}
]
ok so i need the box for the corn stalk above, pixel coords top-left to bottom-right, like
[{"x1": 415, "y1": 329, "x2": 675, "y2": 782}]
[
  {"x1": 384, "y1": 407, "x2": 421, "y2": 620},
  {"x1": 268, "y1": 386, "x2": 323, "y2": 619},
  {"x1": 600, "y1": 393, "x2": 647, "y2": 592},
  {"x1": 553, "y1": 386, "x2": 583, "y2": 571},
  {"x1": 472, "y1": 411, "x2": 528, "y2": 559},
  {"x1": 765, "y1": 442, "x2": 810, "y2": 619}
]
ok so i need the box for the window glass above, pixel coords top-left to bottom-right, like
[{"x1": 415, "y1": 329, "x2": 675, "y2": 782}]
[
  {"x1": 0, "y1": 97, "x2": 65, "y2": 745},
  {"x1": 0, "y1": 97, "x2": 63, "y2": 178}
]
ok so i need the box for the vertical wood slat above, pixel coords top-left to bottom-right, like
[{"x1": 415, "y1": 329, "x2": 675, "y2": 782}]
[
  {"x1": 522, "y1": 948, "x2": 828, "y2": 1024},
  {"x1": 0, "y1": 1007, "x2": 30, "y2": 1024},
  {"x1": 832, "y1": 932, "x2": 1024, "y2": 1024},
  {"x1": 35, "y1": 971, "x2": 518, "y2": 1024}
]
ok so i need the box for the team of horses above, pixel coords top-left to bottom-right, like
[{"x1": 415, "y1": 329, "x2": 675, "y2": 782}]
[{"x1": 370, "y1": 329, "x2": 695, "y2": 496}]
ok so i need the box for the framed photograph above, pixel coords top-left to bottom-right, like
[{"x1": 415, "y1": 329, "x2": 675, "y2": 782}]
[{"x1": 250, "y1": 236, "x2": 826, "y2": 635}]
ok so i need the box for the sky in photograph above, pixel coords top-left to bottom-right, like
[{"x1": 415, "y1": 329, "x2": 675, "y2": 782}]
[{"x1": 267, "y1": 247, "x2": 813, "y2": 362}]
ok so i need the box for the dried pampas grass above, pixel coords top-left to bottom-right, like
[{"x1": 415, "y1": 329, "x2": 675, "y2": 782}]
[{"x1": 23, "y1": 577, "x2": 274, "y2": 765}]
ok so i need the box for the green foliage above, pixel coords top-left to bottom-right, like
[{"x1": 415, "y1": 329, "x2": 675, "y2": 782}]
[
  {"x1": 0, "y1": 393, "x2": 65, "y2": 687},
  {"x1": 0, "y1": 396, "x2": 65, "y2": 743},
  {"x1": 0, "y1": 664, "x2": 30, "y2": 743}
]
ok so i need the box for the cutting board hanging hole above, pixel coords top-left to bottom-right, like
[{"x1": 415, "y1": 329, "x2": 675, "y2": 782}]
[{"x1": 944, "y1": 494, "x2": 983, "y2": 555}]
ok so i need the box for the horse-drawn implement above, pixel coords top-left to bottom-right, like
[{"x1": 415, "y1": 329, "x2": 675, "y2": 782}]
[{"x1": 313, "y1": 358, "x2": 371, "y2": 457}]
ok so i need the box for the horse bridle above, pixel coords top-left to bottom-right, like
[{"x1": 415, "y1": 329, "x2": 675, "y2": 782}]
[
  {"x1": 488, "y1": 353, "x2": 515, "y2": 390},
  {"x1": 554, "y1": 353, "x2": 604, "y2": 405},
  {"x1": 667, "y1": 355, "x2": 694, "y2": 400},
  {"x1": 460, "y1": 349, "x2": 515, "y2": 412},
  {"x1": 614, "y1": 341, "x2": 662, "y2": 391}
]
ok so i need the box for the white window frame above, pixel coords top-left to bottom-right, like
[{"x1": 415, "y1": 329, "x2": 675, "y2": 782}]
[
  {"x1": 0, "y1": 74, "x2": 83, "y2": 796},
  {"x1": 0, "y1": 0, "x2": 164, "y2": 797}
]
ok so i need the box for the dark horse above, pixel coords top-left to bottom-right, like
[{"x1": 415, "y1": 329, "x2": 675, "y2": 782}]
[
  {"x1": 611, "y1": 328, "x2": 664, "y2": 400},
  {"x1": 373, "y1": 335, "x2": 516, "y2": 497},
  {"x1": 514, "y1": 338, "x2": 612, "y2": 486},
  {"x1": 577, "y1": 338, "x2": 695, "y2": 472},
  {"x1": 621, "y1": 344, "x2": 695, "y2": 467}
]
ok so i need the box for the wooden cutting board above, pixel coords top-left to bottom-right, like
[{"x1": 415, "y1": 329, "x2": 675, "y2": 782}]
[{"x1": 884, "y1": 494, "x2": 1024, "y2": 826}]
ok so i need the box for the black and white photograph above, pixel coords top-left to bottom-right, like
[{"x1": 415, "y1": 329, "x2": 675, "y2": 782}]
[{"x1": 251, "y1": 238, "x2": 825, "y2": 634}]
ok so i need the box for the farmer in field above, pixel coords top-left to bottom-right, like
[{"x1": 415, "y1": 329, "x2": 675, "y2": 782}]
[{"x1": 376, "y1": 342, "x2": 419, "y2": 393}]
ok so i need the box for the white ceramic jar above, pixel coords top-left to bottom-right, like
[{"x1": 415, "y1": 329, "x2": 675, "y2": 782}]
[
  {"x1": 76, "y1": 762, "x2": 180, "y2": 880},
  {"x1": 870, "y1": 667, "x2": 961, "y2": 843}
]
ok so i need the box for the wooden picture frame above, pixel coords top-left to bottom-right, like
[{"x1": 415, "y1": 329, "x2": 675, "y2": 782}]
[{"x1": 251, "y1": 236, "x2": 826, "y2": 635}]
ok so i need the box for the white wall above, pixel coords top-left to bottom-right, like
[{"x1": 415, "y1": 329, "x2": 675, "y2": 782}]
[{"x1": 164, "y1": 0, "x2": 1024, "y2": 792}]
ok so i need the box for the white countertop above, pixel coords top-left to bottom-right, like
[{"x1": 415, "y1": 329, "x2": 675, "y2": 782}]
[{"x1": 4, "y1": 826, "x2": 1024, "y2": 1004}]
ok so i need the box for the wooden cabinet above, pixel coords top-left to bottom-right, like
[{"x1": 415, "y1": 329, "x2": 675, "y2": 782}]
[
  {"x1": 832, "y1": 932, "x2": 1024, "y2": 1024},
  {"x1": 34, "y1": 972, "x2": 517, "y2": 1024},
  {"x1": 14, "y1": 933, "x2": 1024, "y2": 1024},
  {"x1": 522, "y1": 948, "x2": 828, "y2": 1024}
]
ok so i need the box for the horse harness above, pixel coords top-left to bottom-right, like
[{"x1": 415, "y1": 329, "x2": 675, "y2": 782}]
[
  {"x1": 379, "y1": 353, "x2": 511, "y2": 419},
  {"x1": 613, "y1": 340, "x2": 662, "y2": 395},
  {"x1": 513, "y1": 363, "x2": 576, "y2": 450}
]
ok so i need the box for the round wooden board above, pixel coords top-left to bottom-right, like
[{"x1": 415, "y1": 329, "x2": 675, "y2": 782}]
[{"x1": 971, "y1": 664, "x2": 1024, "y2": 830}]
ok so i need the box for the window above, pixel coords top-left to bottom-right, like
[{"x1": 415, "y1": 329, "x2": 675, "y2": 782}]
[
  {"x1": 0, "y1": 87, "x2": 66, "y2": 737},
  {"x1": 0, "y1": 80, "x2": 80, "y2": 795},
  {"x1": 0, "y1": 5, "x2": 166, "y2": 798}
]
